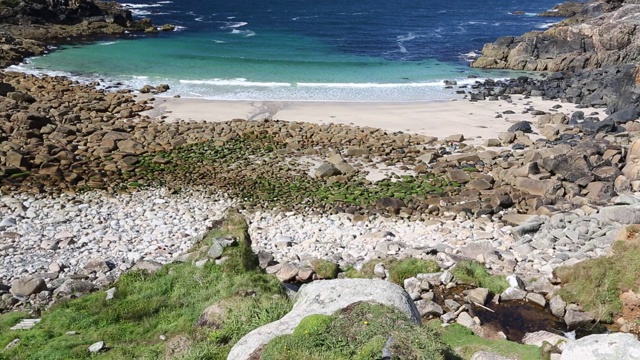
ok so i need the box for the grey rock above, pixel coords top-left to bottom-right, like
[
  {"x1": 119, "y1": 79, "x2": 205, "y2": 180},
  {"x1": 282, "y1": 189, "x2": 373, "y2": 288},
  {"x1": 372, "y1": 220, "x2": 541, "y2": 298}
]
[
  {"x1": 561, "y1": 333, "x2": 640, "y2": 360},
  {"x1": 444, "y1": 299, "x2": 461, "y2": 312},
  {"x1": 3, "y1": 339, "x2": 19, "y2": 351},
  {"x1": 105, "y1": 288, "x2": 116, "y2": 301},
  {"x1": 415, "y1": 299, "x2": 444, "y2": 317},
  {"x1": 83, "y1": 258, "x2": 111, "y2": 274},
  {"x1": 500, "y1": 287, "x2": 527, "y2": 301},
  {"x1": 528, "y1": 277, "x2": 555, "y2": 295},
  {"x1": 456, "y1": 311, "x2": 476, "y2": 328},
  {"x1": 466, "y1": 287, "x2": 489, "y2": 305},
  {"x1": 227, "y1": 279, "x2": 420, "y2": 360},
  {"x1": 439, "y1": 271, "x2": 453, "y2": 285},
  {"x1": 373, "y1": 262, "x2": 386, "y2": 278},
  {"x1": 597, "y1": 205, "x2": 640, "y2": 224},
  {"x1": 315, "y1": 162, "x2": 340, "y2": 178},
  {"x1": 258, "y1": 251, "x2": 274, "y2": 269},
  {"x1": 512, "y1": 221, "x2": 542, "y2": 237},
  {"x1": 471, "y1": 351, "x2": 514, "y2": 360},
  {"x1": 88, "y1": 341, "x2": 105, "y2": 353},
  {"x1": 0, "y1": 217, "x2": 16, "y2": 228},
  {"x1": 506, "y1": 274, "x2": 525, "y2": 289},
  {"x1": 334, "y1": 161, "x2": 355, "y2": 175},
  {"x1": 207, "y1": 242, "x2": 224, "y2": 259},
  {"x1": 195, "y1": 259, "x2": 208, "y2": 268},
  {"x1": 523, "y1": 330, "x2": 569, "y2": 351},
  {"x1": 276, "y1": 263, "x2": 299, "y2": 282},
  {"x1": 53, "y1": 280, "x2": 96, "y2": 297},
  {"x1": 564, "y1": 309, "x2": 594, "y2": 327},
  {"x1": 508, "y1": 121, "x2": 533, "y2": 133},
  {"x1": 403, "y1": 277, "x2": 422, "y2": 300},
  {"x1": 526, "y1": 293, "x2": 546, "y2": 307},
  {"x1": 441, "y1": 311, "x2": 457, "y2": 323},
  {"x1": 131, "y1": 260, "x2": 162, "y2": 274},
  {"x1": 10, "y1": 277, "x2": 46, "y2": 297}
]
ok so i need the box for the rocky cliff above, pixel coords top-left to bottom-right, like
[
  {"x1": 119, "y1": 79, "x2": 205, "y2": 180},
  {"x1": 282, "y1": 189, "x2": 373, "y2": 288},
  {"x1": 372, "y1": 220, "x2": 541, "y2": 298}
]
[{"x1": 471, "y1": 0, "x2": 640, "y2": 72}]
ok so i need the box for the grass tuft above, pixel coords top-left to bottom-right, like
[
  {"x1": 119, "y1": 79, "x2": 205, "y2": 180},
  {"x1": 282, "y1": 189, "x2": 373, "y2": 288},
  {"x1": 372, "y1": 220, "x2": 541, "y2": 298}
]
[
  {"x1": 346, "y1": 258, "x2": 440, "y2": 285},
  {"x1": 555, "y1": 227, "x2": 640, "y2": 322},
  {"x1": 451, "y1": 260, "x2": 509, "y2": 294},
  {"x1": 310, "y1": 259, "x2": 339, "y2": 279}
]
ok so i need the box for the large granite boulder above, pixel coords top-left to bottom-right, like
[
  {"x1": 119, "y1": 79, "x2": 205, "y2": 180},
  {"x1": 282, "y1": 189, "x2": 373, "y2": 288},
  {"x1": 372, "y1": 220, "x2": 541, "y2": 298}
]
[
  {"x1": 561, "y1": 333, "x2": 640, "y2": 359},
  {"x1": 227, "y1": 279, "x2": 420, "y2": 360}
]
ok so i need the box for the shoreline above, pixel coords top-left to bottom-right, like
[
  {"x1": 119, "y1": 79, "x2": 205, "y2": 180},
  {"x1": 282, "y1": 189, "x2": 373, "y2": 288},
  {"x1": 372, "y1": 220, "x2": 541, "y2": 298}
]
[{"x1": 145, "y1": 94, "x2": 589, "y2": 143}]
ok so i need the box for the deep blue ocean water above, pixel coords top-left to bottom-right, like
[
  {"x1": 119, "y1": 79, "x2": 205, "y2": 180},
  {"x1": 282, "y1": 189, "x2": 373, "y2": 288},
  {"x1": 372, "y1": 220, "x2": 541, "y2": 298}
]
[{"x1": 11, "y1": 0, "x2": 564, "y2": 101}]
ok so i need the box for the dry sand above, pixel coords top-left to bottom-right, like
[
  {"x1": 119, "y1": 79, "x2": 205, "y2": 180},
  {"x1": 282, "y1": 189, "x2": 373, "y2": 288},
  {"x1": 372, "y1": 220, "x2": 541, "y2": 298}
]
[{"x1": 142, "y1": 95, "x2": 587, "y2": 144}]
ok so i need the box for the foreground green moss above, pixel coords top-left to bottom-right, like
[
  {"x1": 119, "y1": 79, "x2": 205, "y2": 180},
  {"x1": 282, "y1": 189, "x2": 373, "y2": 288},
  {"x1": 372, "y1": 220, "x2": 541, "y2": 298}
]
[
  {"x1": 451, "y1": 260, "x2": 509, "y2": 294},
  {"x1": 555, "y1": 231, "x2": 640, "y2": 322},
  {"x1": 435, "y1": 323, "x2": 545, "y2": 360},
  {"x1": 261, "y1": 302, "x2": 446, "y2": 360},
  {"x1": 0, "y1": 213, "x2": 290, "y2": 360}
]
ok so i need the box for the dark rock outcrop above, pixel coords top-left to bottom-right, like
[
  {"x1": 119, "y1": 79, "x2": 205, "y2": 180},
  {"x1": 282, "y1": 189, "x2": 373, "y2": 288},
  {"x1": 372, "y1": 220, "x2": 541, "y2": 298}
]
[{"x1": 471, "y1": 0, "x2": 640, "y2": 72}]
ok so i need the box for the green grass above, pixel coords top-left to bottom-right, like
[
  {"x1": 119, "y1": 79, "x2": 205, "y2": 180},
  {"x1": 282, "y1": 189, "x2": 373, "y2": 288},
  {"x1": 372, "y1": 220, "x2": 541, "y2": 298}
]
[
  {"x1": 0, "y1": 211, "x2": 290, "y2": 360},
  {"x1": 311, "y1": 259, "x2": 339, "y2": 279},
  {"x1": 261, "y1": 302, "x2": 446, "y2": 360},
  {"x1": 346, "y1": 258, "x2": 440, "y2": 285},
  {"x1": 436, "y1": 323, "x2": 546, "y2": 360},
  {"x1": 555, "y1": 232, "x2": 640, "y2": 322},
  {"x1": 451, "y1": 261, "x2": 509, "y2": 294}
]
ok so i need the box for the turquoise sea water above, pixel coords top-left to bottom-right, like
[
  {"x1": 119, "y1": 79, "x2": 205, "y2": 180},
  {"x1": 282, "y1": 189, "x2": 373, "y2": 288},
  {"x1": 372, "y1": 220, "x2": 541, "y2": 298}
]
[{"x1": 11, "y1": 0, "x2": 565, "y2": 101}]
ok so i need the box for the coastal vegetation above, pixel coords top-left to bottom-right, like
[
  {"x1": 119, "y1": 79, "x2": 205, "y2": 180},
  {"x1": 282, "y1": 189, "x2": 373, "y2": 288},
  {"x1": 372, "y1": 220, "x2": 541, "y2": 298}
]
[
  {"x1": 555, "y1": 226, "x2": 640, "y2": 323},
  {"x1": 451, "y1": 260, "x2": 510, "y2": 295},
  {"x1": 261, "y1": 302, "x2": 446, "y2": 360},
  {"x1": 0, "y1": 214, "x2": 543, "y2": 360},
  {"x1": 344, "y1": 258, "x2": 441, "y2": 285}
]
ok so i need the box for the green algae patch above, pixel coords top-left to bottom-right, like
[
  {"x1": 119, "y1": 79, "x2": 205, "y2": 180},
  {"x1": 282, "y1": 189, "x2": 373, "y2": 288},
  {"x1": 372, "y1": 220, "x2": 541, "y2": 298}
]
[
  {"x1": 260, "y1": 302, "x2": 446, "y2": 360},
  {"x1": 452, "y1": 260, "x2": 509, "y2": 294},
  {"x1": 127, "y1": 135, "x2": 460, "y2": 213}
]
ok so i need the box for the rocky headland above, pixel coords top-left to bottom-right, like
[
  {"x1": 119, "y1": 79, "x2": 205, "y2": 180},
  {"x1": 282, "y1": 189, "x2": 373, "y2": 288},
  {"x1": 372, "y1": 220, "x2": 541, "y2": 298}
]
[
  {"x1": 0, "y1": 0, "x2": 174, "y2": 67},
  {"x1": 1, "y1": 0, "x2": 640, "y2": 358}
]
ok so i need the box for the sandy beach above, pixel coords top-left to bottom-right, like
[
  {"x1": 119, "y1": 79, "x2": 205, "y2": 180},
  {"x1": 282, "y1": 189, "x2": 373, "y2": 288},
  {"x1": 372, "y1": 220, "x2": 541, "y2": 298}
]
[{"x1": 144, "y1": 95, "x2": 587, "y2": 143}]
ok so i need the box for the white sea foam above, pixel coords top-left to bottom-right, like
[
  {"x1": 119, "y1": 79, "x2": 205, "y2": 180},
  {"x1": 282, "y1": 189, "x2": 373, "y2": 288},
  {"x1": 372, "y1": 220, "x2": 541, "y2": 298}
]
[
  {"x1": 297, "y1": 81, "x2": 448, "y2": 88},
  {"x1": 396, "y1": 32, "x2": 421, "y2": 54},
  {"x1": 212, "y1": 40, "x2": 227, "y2": 44},
  {"x1": 466, "y1": 21, "x2": 487, "y2": 25},
  {"x1": 97, "y1": 41, "x2": 119, "y2": 46},
  {"x1": 230, "y1": 29, "x2": 255, "y2": 37},
  {"x1": 460, "y1": 51, "x2": 480, "y2": 62},
  {"x1": 537, "y1": 22, "x2": 558, "y2": 29},
  {"x1": 180, "y1": 79, "x2": 291, "y2": 87},
  {"x1": 121, "y1": 3, "x2": 162, "y2": 9},
  {"x1": 224, "y1": 21, "x2": 248, "y2": 28},
  {"x1": 130, "y1": 10, "x2": 152, "y2": 16},
  {"x1": 195, "y1": 16, "x2": 204, "y2": 22},
  {"x1": 157, "y1": 1, "x2": 173, "y2": 3}
]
